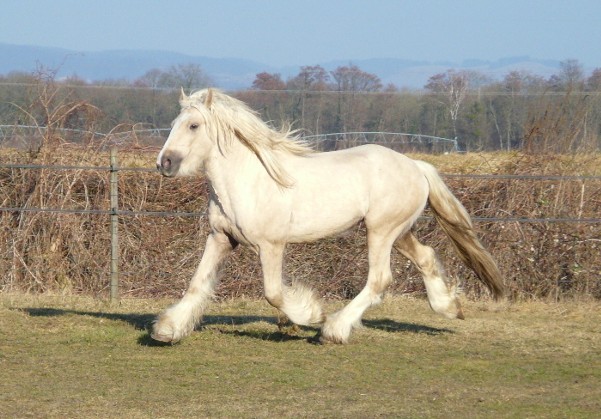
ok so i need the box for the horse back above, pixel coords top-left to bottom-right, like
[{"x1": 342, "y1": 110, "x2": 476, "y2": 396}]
[{"x1": 283, "y1": 144, "x2": 428, "y2": 241}]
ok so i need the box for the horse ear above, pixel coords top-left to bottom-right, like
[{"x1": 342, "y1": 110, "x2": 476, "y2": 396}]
[
  {"x1": 204, "y1": 88, "x2": 214, "y2": 108},
  {"x1": 179, "y1": 88, "x2": 188, "y2": 106}
]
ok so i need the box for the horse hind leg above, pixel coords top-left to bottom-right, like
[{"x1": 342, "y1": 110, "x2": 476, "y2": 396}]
[
  {"x1": 320, "y1": 230, "x2": 396, "y2": 344},
  {"x1": 394, "y1": 232, "x2": 464, "y2": 320}
]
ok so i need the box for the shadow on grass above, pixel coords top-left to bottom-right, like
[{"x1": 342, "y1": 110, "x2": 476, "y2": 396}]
[
  {"x1": 21, "y1": 307, "x2": 275, "y2": 328},
  {"x1": 19, "y1": 307, "x2": 283, "y2": 346},
  {"x1": 18, "y1": 307, "x2": 453, "y2": 345},
  {"x1": 362, "y1": 319, "x2": 454, "y2": 336},
  {"x1": 219, "y1": 329, "x2": 314, "y2": 343},
  {"x1": 217, "y1": 319, "x2": 454, "y2": 344},
  {"x1": 20, "y1": 307, "x2": 156, "y2": 330}
]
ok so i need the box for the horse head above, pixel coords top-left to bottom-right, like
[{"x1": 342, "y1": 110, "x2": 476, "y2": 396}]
[
  {"x1": 157, "y1": 88, "x2": 313, "y2": 186},
  {"x1": 156, "y1": 88, "x2": 215, "y2": 177}
]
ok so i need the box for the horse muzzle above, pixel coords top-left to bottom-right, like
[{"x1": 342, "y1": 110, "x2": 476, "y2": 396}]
[{"x1": 156, "y1": 150, "x2": 183, "y2": 177}]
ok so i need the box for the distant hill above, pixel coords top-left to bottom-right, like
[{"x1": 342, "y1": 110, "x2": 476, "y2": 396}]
[{"x1": 0, "y1": 43, "x2": 566, "y2": 90}]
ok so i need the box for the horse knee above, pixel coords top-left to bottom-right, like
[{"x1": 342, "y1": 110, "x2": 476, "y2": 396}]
[{"x1": 368, "y1": 271, "x2": 393, "y2": 297}]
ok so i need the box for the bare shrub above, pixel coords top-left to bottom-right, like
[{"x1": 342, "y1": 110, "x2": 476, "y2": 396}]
[
  {"x1": 0, "y1": 67, "x2": 109, "y2": 294},
  {"x1": 2, "y1": 150, "x2": 600, "y2": 300},
  {"x1": 437, "y1": 154, "x2": 601, "y2": 300},
  {"x1": 523, "y1": 89, "x2": 595, "y2": 153}
]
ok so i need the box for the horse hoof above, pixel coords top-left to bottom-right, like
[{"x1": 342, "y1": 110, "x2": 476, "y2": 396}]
[
  {"x1": 150, "y1": 333, "x2": 173, "y2": 343},
  {"x1": 318, "y1": 332, "x2": 347, "y2": 345},
  {"x1": 150, "y1": 329, "x2": 180, "y2": 344}
]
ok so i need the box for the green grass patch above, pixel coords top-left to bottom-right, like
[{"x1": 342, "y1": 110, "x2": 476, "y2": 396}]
[{"x1": 1, "y1": 295, "x2": 600, "y2": 418}]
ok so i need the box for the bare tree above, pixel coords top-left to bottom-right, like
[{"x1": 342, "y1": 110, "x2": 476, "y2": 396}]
[
  {"x1": 251, "y1": 72, "x2": 286, "y2": 90},
  {"x1": 134, "y1": 68, "x2": 164, "y2": 89},
  {"x1": 159, "y1": 63, "x2": 213, "y2": 91},
  {"x1": 287, "y1": 65, "x2": 330, "y2": 91},
  {"x1": 488, "y1": 71, "x2": 530, "y2": 150},
  {"x1": 558, "y1": 59, "x2": 585, "y2": 90},
  {"x1": 425, "y1": 70, "x2": 469, "y2": 140},
  {"x1": 286, "y1": 66, "x2": 330, "y2": 130},
  {"x1": 587, "y1": 68, "x2": 601, "y2": 91},
  {"x1": 329, "y1": 65, "x2": 382, "y2": 132},
  {"x1": 330, "y1": 64, "x2": 382, "y2": 92}
]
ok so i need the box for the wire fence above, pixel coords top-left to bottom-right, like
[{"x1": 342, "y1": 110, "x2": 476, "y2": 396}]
[
  {"x1": 1, "y1": 161, "x2": 600, "y2": 222},
  {"x1": 1, "y1": 125, "x2": 459, "y2": 153},
  {"x1": 1, "y1": 147, "x2": 600, "y2": 300}
]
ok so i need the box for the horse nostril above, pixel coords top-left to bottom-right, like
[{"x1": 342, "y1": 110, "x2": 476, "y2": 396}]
[
  {"x1": 157, "y1": 157, "x2": 171, "y2": 170},
  {"x1": 157, "y1": 152, "x2": 181, "y2": 176}
]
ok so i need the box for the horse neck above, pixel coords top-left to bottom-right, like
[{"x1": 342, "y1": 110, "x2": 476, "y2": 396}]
[{"x1": 204, "y1": 137, "x2": 281, "y2": 205}]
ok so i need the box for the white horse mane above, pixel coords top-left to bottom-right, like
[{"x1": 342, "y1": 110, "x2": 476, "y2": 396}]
[{"x1": 183, "y1": 88, "x2": 314, "y2": 187}]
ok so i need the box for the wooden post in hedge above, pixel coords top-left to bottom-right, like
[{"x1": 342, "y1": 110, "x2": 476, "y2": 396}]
[{"x1": 110, "y1": 147, "x2": 119, "y2": 303}]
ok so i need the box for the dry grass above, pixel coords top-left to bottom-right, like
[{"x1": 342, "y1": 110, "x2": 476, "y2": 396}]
[
  {"x1": 1, "y1": 294, "x2": 600, "y2": 418},
  {"x1": 1, "y1": 149, "x2": 601, "y2": 300}
]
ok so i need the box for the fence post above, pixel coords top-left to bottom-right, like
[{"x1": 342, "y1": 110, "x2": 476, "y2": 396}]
[{"x1": 110, "y1": 147, "x2": 119, "y2": 303}]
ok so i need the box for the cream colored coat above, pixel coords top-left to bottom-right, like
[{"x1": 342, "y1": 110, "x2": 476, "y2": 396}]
[{"x1": 152, "y1": 89, "x2": 504, "y2": 344}]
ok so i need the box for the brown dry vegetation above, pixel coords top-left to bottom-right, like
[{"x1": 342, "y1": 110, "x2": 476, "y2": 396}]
[{"x1": 1, "y1": 145, "x2": 600, "y2": 301}]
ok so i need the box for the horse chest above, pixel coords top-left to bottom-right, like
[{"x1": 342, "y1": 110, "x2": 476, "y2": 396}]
[{"x1": 207, "y1": 191, "x2": 282, "y2": 248}]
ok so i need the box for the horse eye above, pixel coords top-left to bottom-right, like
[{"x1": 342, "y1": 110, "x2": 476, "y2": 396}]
[{"x1": 190, "y1": 123, "x2": 199, "y2": 130}]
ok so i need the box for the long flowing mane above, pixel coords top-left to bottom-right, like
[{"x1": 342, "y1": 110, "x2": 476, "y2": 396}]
[{"x1": 183, "y1": 89, "x2": 314, "y2": 187}]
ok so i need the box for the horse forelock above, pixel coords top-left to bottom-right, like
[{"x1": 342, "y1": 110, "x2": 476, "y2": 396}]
[{"x1": 182, "y1": 89, "x2": 313, "y2": 187}]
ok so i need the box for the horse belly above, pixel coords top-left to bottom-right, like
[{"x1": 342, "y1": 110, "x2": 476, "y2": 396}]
[
  {"x1": 288, "y1": 211, "x2": 364, "y2": 242},
  {"x1": 287, "y1": 182, "x2": 368, "y2": 242}
]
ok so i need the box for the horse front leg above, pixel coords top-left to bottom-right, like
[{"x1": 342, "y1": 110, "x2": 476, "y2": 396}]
[
  {"x1": 151, "y1": 232, "x2": 235, "y2": 343},
  {"x1": 260, "y1": 243, "x2": 324, "y2": 327}
]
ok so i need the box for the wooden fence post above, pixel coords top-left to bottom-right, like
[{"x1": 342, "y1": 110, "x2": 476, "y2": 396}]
[{"x1": 110, "y1": 147, "x2": 119, "y2": 303}]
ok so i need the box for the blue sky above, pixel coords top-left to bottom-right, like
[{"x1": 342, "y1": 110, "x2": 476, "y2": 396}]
[{"x1": 2, "y1": 0, "x2": 600, "y2": 67}]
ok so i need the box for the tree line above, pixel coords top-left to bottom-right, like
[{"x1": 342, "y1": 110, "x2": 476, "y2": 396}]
[{"x1": 1, "y1": 59, "x2": 600, "y2": 152}]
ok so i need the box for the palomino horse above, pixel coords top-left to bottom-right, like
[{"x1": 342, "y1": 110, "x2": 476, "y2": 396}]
[{"x1": 152, "y1": 88, "x2": 504, "y2": 344}]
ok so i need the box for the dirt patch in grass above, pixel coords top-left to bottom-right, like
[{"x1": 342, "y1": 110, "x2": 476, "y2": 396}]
[{"x1": 1, "y1": 294, "x2": 600, "y2": 418}]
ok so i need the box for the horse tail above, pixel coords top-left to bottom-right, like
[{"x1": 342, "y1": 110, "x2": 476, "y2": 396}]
[{"x1": 415, "y1": 160, "x2": 505, "y2": 300}]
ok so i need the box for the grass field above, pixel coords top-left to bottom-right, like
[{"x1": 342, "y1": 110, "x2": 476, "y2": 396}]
[{"x1": 1, "y1": 294, "x2": 600, "y2": 418}]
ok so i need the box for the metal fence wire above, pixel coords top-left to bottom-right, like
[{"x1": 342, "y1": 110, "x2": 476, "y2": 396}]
[
  {"x1": 1, "y1": 162, "x2": 599, "y2": 221},
  {"x1": 1, "y1": 146, "x2": 600, "y2": 300}
]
